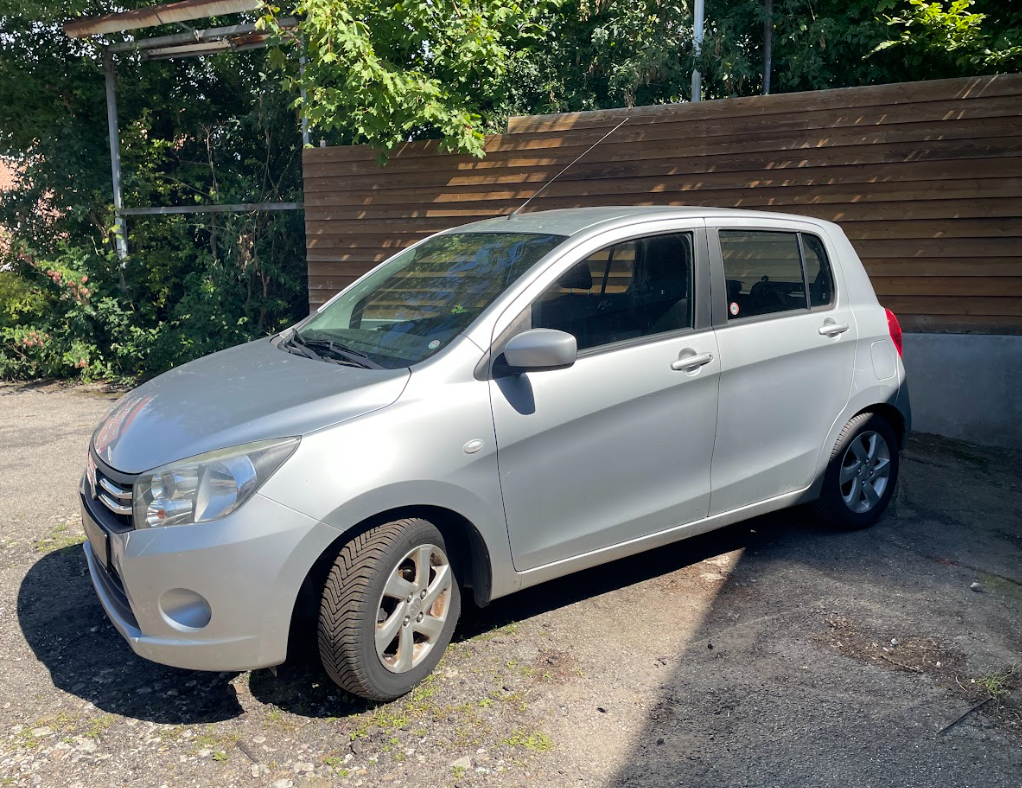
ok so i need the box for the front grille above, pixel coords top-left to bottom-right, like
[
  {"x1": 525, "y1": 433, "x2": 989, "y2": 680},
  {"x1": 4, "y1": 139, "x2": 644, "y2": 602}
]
[
  {"x1": 96, "y1": 471, "x2": 132, "y2": 518},
  {"x1": 87, "y1": 451, "x2": 137, "y2": 531}
]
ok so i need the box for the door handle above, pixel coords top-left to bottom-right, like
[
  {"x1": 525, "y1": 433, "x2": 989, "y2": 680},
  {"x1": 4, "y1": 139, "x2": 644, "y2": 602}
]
[
  {"x1": 671, "y1": 352, "x2": 714, "y2": 371},
  {"x1": 818, "y1": 323, "x2": 849, "y2": 337}
]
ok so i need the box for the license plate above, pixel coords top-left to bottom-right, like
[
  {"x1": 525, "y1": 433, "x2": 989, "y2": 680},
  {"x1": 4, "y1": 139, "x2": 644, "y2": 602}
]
[{"x1": 82, "y1": 507, "x2": 109, "y2": 570}]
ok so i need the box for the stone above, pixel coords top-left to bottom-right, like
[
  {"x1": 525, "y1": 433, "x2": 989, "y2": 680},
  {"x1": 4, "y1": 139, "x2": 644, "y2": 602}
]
[{"x1": 452, "y1": 756, "x2": 473, "y2": 770}]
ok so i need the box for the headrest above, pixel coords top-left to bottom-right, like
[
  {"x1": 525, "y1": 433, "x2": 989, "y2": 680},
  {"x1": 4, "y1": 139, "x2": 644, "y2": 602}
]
[
  {"x1": 641, "y1": 236, "x2": 689, "y2": 296},
  {"x1": 558, "y1": 264, "x2": 593, "y2": 291}
]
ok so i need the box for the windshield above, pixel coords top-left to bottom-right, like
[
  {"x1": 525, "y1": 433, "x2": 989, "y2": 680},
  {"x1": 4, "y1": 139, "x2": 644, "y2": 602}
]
[{"x1": 294, "y1": 232, "x2": 566, "y2": 369}]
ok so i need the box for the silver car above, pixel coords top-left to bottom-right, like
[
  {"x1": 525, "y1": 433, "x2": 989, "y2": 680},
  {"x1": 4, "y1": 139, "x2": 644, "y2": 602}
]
[{"x1": 80, "y1": 207, "x2": 909, "y2": 700}]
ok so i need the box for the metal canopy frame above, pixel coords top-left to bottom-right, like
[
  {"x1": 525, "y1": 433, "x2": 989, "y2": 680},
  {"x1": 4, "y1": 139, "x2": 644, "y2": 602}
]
[{"x1": 64, "y1": 0, "x2": 306, "y2": 260}]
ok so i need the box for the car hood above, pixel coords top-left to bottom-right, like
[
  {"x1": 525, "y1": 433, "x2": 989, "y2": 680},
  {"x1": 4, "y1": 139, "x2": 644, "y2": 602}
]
[{"x1": 92, "y1": 338, "x2": 410, "y2": 474}]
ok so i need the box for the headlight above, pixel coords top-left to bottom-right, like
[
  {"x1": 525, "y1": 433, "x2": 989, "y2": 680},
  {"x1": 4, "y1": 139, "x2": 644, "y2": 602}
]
[{"x1": 132, "y1": 438, "x2": 299, "y2": 529}]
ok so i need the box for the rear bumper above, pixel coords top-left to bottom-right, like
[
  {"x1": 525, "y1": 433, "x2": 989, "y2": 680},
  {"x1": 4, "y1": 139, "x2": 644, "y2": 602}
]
[
  {"x1": 897, "y1": 376, "x2": 913, "y2": 442},
  {"x1": 82, "y1": 491, "x2": 339, "y2": 672}
]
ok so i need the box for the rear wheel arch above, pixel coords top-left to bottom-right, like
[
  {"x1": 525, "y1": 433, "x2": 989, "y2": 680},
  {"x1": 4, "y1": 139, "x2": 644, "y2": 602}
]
[
  {"x1": 813, "y1": 409, "x2": 900, "y2": 529},
  {"x1": 865, "y1": 403, "x2": 907, "y2": 449}
]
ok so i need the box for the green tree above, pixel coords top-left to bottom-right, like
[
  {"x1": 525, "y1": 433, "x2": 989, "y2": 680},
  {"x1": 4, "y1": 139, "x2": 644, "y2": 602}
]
[
  {"x1": 874, "y1": 0, "x2": 1022, "y2": 75},
  {"x1": 262, "y1": 0, "x2": 550, "y2": 155},
  {"x1": 0, "y1": 1, "x2": 308, "y2": 382}
]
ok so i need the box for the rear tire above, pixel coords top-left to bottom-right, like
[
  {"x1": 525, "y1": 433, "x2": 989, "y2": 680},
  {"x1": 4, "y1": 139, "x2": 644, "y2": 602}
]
[
  {"x1": 318, "y1": 518, "x2": 461, "y2": 701},
  {"x1": 813, "y1": 411, "x2": 900, "y2": 530}
]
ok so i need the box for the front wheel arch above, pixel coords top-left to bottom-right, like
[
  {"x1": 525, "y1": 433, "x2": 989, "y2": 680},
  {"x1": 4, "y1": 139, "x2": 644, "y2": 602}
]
[{"x1": 289, "y1": 505, "x2": 492, "y2": 644}]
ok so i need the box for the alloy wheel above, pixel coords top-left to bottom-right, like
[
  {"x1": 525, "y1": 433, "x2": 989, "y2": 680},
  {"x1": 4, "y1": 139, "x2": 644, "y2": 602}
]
[
  {"x1": 839, "y1": 430, "x2": 891, "y2": 514},
  {"x1": 374, "y1": 544, "x2": 453, "y2": 673}
]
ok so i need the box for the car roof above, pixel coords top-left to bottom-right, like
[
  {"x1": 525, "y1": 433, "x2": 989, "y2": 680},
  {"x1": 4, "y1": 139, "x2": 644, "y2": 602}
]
[{"x1": 456, "y1": 206, "x2": 831, "y2": 237}]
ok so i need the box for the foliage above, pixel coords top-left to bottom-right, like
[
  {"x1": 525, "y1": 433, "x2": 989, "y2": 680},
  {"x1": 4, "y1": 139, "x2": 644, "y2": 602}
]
[
  {"x1": 0, "y1": 1, "x2": 308, "y2": 384},
  {"x1": 874, "y1": 1, "x2": 1022, "y2": 74},
  {"x1": 261, "y1": 1, "x2": 550, "y2": 155}
]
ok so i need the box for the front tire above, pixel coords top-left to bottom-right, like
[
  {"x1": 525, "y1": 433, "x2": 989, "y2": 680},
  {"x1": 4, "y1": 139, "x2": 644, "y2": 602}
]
[
  {"x1": 318, "y1": 518, "x2": 461, "y2": 701},
  {"x1": 814, "y1": 411, "x2": 900, "y2": 530}
]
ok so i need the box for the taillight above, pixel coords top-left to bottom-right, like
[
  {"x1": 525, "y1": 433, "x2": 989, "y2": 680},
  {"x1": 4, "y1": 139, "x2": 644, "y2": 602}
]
[{"x1": 885, "y1": 308, "x2": 903, "y2": 358}]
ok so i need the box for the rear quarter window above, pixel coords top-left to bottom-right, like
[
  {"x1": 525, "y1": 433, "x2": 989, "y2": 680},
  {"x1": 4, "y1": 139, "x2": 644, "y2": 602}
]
[{"x1": 801, "y1": 233, "x2": 835, "y2": 308}]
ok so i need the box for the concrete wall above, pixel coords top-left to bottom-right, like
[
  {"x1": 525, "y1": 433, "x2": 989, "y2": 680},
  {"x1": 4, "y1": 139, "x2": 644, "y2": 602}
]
[{"x1": 902, "y1": 333, "x2": 1022, "y2": 448}]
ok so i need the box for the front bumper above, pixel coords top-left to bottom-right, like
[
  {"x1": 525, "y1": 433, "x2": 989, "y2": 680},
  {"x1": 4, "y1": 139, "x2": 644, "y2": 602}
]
[{"x1": 82, "y1": 491, "x2": 339, "y2": 672}]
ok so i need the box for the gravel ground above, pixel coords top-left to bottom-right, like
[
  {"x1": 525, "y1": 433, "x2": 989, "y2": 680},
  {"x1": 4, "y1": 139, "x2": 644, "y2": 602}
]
[{"x1": 1, "y1": 381, "x2": 1020, "y2": 788}]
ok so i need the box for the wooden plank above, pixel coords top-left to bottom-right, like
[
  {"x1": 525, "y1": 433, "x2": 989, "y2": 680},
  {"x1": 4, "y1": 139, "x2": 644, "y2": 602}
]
[
  {"x1": 879, "y1": 295, "x2": 1022, "y2": 316},
  {"x1": 506, "y1": 74, "x2": 1022, "y2": 133},
  {"x1": 871, "y1": 276, "x2": 1022, "y2": 297},
  {"x1": 841, "y1": 219, "x2": 1022, "y2": 240},
  {"x1": 303, "y1": 186, "x2": 1022, "y2": 223},
  {"x1": 308, "y1": 262, "x2": 386, "y2": 277},
  {"x1": 297, "y1": 218, "x2": 1022, "y2": 242},
  {"x1": 850, "y1": 238, "x2": 1022, "y2": 258},
  {"x1": 862, "y1": 258, "x2": 1022, "y2": 277},
  {"x1": 306, "y1": 237, "x2": 427, "y2": 250},
  {"x1": 897, "y1": 314, "x2": 1022, "y2": 334},
  {"x1": 303, "y1": 157, "x2": 1022, "y2": 193},
  {"x1": 307, "y1": 251, "x2": 393, "y2": 263},
  {"x1": 302, "y1": 211, "x2": 1022, "y2": 240}
]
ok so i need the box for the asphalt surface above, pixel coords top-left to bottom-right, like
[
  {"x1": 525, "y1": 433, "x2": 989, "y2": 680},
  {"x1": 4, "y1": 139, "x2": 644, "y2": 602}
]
[{"x1": 1, "y1": 381, "x2": 1020, "y2": 788}]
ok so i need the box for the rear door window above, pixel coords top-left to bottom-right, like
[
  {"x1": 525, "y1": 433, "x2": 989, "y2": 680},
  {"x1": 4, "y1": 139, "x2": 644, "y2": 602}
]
[{"x1": 719, "y1": 230, "x2": 807, "y2": 320}]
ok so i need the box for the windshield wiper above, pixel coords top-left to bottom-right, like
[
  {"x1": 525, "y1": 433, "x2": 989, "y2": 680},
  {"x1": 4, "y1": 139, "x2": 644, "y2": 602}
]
[
  {"x1": 278, "y1": 332, "x2": 321, "y2": 361},
  {"x1": 293, "y1": 335, "x2": 381, "y2": 369}
]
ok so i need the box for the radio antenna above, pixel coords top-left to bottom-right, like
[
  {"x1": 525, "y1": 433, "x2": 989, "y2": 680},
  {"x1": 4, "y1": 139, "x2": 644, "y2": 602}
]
[{"x1": 509, "y1": 117, "x2": 629, "y2": 219}]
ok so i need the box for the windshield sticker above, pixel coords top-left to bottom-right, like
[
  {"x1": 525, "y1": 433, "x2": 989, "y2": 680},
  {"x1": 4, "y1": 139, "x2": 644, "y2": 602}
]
[
  {"x1": 428, "y1": 339, "x2": 441, "y2": 350},
  {"x1": 729, "y1": 302, "x2": 740, "y2": 316}
]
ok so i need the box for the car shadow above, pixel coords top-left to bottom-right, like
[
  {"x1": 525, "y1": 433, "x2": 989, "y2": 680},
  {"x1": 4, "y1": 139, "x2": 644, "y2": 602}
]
[
  {"x1": 18, "y1": 545, "x2": 244, "y2": 724},
  {"x1": 20, "y1": 510, "x2": 827, "y2": 724},
  {"x1": 454, "y1": 508, "x2": 822, "y2": 640}
]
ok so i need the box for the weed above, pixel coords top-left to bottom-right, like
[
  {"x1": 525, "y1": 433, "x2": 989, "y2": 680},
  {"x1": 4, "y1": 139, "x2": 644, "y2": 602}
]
[
  {"x1": 976, "y1": 665, "x2": 1019, "y2": 698},
  {"x1": 35, "y1": 522, "x2": 84, "y2": 552},
  {"x1": 83, "y1": 715, "x2": 115, "y2": 740},
  {"x1": 191, "y1": 726, "x2": 239, "y2": 757},
  {"x1": 504, "y1": 729, "x2": 552, "y2": 752}
]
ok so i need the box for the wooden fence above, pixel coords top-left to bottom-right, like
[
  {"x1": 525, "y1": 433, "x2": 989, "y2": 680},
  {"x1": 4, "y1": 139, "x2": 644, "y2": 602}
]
[{"x1": 303, "y1": 74, "x2": 1022, "y2": 334}]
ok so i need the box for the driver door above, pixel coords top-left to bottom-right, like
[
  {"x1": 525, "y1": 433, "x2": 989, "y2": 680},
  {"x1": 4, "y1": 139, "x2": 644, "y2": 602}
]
[{"x1": 489, "y1": 225, "x2": 720, "y2": 572}]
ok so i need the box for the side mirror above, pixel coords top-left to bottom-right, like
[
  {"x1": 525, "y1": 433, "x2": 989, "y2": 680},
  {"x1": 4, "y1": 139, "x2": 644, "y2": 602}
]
[{"x1": 503, "y1": 329, "x2": 577, "y2": 371}]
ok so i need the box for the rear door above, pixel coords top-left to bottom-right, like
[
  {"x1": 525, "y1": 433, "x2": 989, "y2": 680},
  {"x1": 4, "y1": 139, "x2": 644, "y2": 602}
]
[
  {"x1": 489, "y1": 222, "x2": 720, "y2": 571},
  {"x1": 708, "y1": 220, "x2": 857, "y2": 515}
]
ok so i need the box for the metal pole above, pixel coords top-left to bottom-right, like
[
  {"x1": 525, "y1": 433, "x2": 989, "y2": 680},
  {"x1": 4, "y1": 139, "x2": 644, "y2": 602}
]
[
  {"x1": 103, "y1": 47, "x2": 128, "y2": 261},
  {"x1": 691, "y1": 0, "x2": 705, "y2": 102},
  {"x1": 299, "y1": 52, "x2": 310, "y2": 147},
  {"x1": 763, "y1": 0, "x2": 773, "y2": 95}
]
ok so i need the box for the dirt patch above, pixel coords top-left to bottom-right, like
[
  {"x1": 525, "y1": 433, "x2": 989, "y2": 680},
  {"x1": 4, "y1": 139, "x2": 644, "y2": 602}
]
[
  {"x1": 530, "y1": 649, "x2": 579, "y2": 685},
  {"x1": 818, "y1": 616, "x2": 1022, "y2": 737}
]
